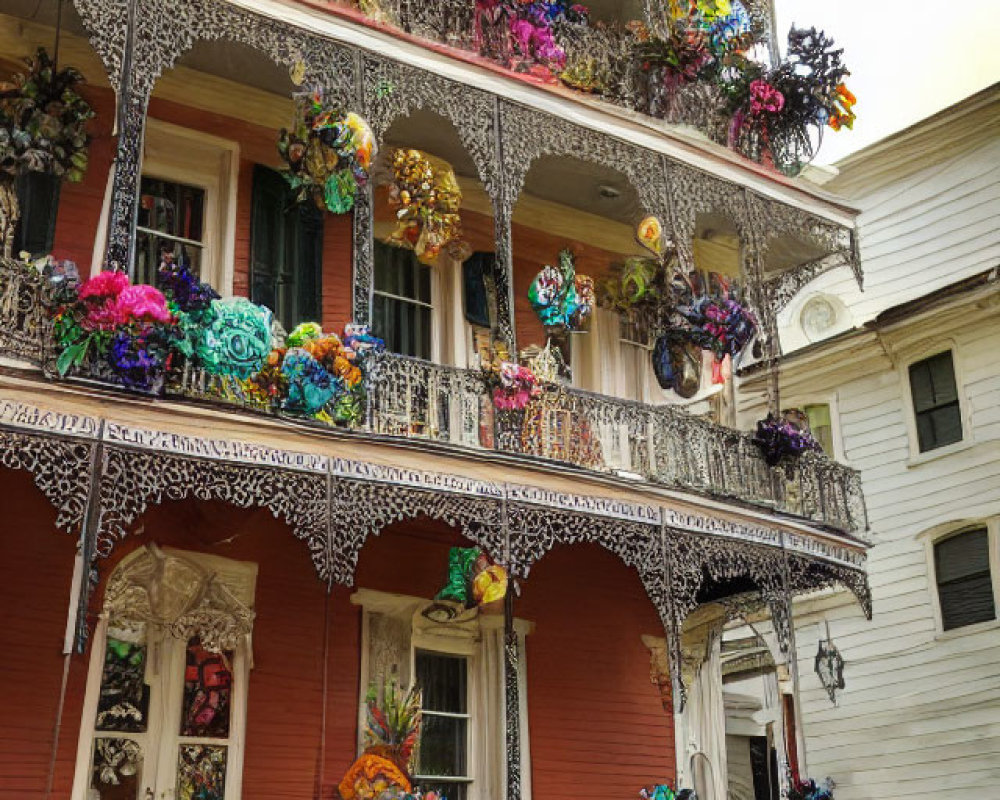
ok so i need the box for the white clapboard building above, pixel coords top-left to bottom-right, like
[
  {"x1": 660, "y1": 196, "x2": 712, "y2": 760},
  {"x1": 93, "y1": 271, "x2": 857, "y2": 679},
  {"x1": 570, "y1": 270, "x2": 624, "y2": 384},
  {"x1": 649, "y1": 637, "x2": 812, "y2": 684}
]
[{"x1": 733, "y1": 84, "x2": 1000, "y2": 799}]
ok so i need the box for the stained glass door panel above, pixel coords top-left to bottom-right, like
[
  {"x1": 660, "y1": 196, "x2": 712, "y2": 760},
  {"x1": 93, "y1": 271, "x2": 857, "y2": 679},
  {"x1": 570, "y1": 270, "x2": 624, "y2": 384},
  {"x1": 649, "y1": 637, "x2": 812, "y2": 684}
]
[
  {"x1": 177, "y1": 744, "x2": 228, "y2": 800},
  {"x1": 181, "y1": 639, "x2": 233, "y2": 738},
  {"x1": 89, "y1": 737, "x2": 144, "y2": 799}
]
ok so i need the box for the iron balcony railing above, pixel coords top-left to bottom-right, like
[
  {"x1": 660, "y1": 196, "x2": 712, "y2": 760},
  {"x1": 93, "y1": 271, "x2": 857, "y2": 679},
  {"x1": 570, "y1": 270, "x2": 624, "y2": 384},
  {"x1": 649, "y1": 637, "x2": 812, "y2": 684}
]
[
  {"x1": 364, "y1": 352, "x2": 867, "y2": 534},
  {"x1": 0, "y1": 258, "x2": 867, "y2": 535}
]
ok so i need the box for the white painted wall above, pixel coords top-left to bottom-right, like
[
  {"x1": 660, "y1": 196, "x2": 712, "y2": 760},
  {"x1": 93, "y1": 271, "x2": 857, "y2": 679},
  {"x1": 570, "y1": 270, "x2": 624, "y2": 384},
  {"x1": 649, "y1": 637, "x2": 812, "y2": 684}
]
[{"x1": 735, "y1": 90, "x2": 1000, "y2": 799}]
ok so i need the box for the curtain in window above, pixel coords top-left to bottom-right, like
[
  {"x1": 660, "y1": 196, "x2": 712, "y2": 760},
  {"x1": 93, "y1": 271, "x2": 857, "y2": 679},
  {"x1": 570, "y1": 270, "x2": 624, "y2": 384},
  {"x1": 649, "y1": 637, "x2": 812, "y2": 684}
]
[{"x1": 684, "y1": 624, "x2": 728, "y2": 800}]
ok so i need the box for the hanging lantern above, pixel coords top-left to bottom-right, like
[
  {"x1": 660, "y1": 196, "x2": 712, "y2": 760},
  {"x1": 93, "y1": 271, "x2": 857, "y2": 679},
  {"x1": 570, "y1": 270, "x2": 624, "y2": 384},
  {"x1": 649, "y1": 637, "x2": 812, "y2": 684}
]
[{"x1": 814, "y1": 637, "x2": 845, "y2": 704}]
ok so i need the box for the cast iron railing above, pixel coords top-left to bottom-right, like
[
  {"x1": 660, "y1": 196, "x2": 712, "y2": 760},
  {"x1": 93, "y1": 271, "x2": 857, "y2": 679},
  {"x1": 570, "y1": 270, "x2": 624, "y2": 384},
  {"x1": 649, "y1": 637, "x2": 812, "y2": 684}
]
[{"x1": 0, "y1": 257, "x2": 867, "y2": 535}]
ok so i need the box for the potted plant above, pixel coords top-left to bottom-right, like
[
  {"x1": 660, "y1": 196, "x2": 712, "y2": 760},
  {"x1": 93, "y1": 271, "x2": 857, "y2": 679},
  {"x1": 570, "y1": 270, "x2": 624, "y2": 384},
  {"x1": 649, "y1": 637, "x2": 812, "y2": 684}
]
[{"x1": 0, "y1": 48, "x2": 93, "y2": 258}]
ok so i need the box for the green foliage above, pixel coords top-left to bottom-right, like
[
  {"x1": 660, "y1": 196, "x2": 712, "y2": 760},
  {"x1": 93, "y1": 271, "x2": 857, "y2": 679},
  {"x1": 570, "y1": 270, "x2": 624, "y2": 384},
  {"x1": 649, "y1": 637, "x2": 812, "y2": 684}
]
[{"x1": 0, "y1": 48, "x2": 94, "y2": 182}]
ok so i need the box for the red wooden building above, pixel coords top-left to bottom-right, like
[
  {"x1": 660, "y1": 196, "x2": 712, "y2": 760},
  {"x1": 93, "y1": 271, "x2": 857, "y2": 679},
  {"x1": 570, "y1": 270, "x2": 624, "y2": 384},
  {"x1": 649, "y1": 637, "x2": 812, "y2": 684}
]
[{"x1": 0, "y1": 2, "x2": 870, "y2": 799}]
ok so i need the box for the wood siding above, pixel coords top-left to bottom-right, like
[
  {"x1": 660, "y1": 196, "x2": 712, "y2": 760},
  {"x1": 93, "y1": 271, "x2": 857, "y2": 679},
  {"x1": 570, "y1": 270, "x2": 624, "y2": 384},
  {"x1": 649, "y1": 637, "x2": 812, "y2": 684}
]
[{"x1": 740, "y1": 106, "x2": 1000, "y2": 800}]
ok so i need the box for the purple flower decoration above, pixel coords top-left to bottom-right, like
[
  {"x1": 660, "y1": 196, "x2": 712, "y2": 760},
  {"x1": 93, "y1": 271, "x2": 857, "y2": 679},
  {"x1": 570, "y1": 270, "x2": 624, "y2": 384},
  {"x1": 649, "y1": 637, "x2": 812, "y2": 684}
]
[
  {"x1": 752, "y1": 413, "x2": 822, "y2": 466},
  {"x1": 158, "y1": 261, "x2": 220, "y2": 313},
  {"x1": 108, "y1": 329, "x2": 168, "y2": 391}
]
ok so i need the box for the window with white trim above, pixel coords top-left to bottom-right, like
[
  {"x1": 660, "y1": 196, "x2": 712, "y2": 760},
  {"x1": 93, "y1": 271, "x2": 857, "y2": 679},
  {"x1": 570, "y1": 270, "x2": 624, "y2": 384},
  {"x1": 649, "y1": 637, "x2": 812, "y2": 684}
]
[
  {"x1": 352, "y1": 589, "x2": 532, "y2": 800},
  {"x1": 136, "y1": 176, "x2": 207, "y2": 286},
  {"x1": 619, "y1": 317, "x2": 654, "y2": 403},
  {"x1": 934, "y1": 527, "x2": 996, "y2": 631},
  {"x1": 803, "y1": 403, "x2": 835, "y2": 457},
  {"x1": 374, "y1": 242, "x2": 433, "y2": 360},
  {"x1": 908, "y1": 350, "x2": 963, "y2": 453},
  {"x1": 414, "y1": 651, "x2": 471, "y2": 800},
  {"x1": 73, "y1": 546, "x2": 255, "y2": 800}
]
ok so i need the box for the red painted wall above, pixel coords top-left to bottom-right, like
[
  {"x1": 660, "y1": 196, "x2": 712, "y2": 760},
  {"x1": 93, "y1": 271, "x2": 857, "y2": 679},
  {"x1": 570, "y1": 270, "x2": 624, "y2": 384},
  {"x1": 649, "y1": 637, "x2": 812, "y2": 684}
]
[
  {"x1": 0, "y1": 473, "x2": 674, "y2": 799},
  {"x1": 517, "y1": 544, "x2": 676, "y2": 799}
]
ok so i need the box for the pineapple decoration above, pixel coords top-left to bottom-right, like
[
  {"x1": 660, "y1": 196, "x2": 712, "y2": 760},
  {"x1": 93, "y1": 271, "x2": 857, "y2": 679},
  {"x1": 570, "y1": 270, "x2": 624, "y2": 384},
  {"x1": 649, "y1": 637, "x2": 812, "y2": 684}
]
[{"x1": 338, "y1": 679, "x2": 423, "y2": 800}]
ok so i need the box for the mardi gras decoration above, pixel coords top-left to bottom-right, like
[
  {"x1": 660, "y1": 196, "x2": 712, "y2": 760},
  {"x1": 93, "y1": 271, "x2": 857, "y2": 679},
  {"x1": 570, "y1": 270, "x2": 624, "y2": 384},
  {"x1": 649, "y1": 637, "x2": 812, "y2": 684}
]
[
  {"x1": 639, "y1": 783, "x2": 697, "y2": 800},
  {"x1": 435, "y1": 546, "x2": 508, "y2": 610},
  {"x1": 0, "y1": 48, "x2": 94, "y2": 256},
  {"x1": 788, "y1": 778, "x2": 835, "y2": 800},
  {"x1": 528, "y1": 249, "x2": 594, "y2": 333},
  {"x1": 278, "y1": 92, "x2": 375, "y2": 213},
  {"x1": 600, "y1": 217, "x2": 756, "y2": 396},
  {"x1": 491, "y1": 361, "x2": 542, "y2": 411},
  {"x1": 752, "y1": 412, "x2": 822, "y2": 467},
  {"x1": 339, "y1": 679, "x2": 422, "y2": 800},
  {"x1": 53, "y1": 269, "x2": 178, "y2": 392},
  {"x1": 726, "y1": 27, "x2": 855, "y2": 173},
  {"x1": 387, "y1": 149, "x2": 465, "y2": 265}
]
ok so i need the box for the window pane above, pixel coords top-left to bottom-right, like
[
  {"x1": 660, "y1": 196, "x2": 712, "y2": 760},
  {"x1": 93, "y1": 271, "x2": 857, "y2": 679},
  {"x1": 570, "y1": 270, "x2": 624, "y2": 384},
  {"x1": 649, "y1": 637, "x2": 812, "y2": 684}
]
[
  {"x1": 939, "y1": 574, "x2": 996, "y2": 630},
  {"x1": 910, "y1": 352, "x2": 959, "y2": 413},
  {"x1": 90, "y1": 737, "x2": 143, "y2": 799},
  {"x1": 181, "y1": 639, "x2": 233, "y2": 738},
  {"x1": 416, "y1": 652, "x2": 467, "y2": 713},
  {"x1": 804, "y1": 404, "x2": 831, "y2": 429},
  {"x1": 935, "y1": 529, "x2": 991, "y2": 582},
  {"x1": 96, "y1": 636, "x2": 148, "y2": 733},
  {"x1": 936, "y1": 529, "x2": 996, "y2": 630},
  {"x1": 925, "y1": 404, "x2": 963, "y2": 450},
  {"x1": 176, "y1": 743, "x2": 228, "y2": 800},
  {"x1": 138, "y1": 178, "x2": 204, "y2": 242},
  {"x1": 417, "y1": 714, "x2": 467, "y2": 777}
]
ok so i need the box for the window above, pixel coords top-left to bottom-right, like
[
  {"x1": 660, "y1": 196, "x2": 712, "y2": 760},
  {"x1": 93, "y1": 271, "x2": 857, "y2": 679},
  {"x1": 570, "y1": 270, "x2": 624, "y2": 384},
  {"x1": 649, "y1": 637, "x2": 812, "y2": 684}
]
[
  {"x1": 73, "y1": 547, "x2": 255, "y2": 800},
  {"x1": 803, "y1": 403, "x2": 834, "y2": 456},
  {"x1": 250, "y1": 165, "x2": 324, "y2": 331},
  {"x1": 909, "y1": 351, "x2": 963, "y2": 452},
  {"x1": 136, "y1": 176, "x2": 207, "y2": 287},
  {"x1": 14, "y1": 170, "x2": 61, "y2": 257},
  {"x1": 934, "y1": 528, "x2": 996, "y2": 631},
  {"x1": 373, "y1": 241, "x2": 433, "y2": 360},
  {"x1": 619, "y1": 318, "x2": 654, "y2": 403},
  {"x1": 414, "y1": 651, "x2": 471, "y2": 800}
]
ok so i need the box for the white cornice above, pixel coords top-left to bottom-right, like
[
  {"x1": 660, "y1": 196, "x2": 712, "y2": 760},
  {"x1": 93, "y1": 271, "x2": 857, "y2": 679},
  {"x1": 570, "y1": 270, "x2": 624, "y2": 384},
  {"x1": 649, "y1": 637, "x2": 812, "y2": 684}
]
[{"x1": 228, "y1": 0, "x2": 859, "y2": 227}]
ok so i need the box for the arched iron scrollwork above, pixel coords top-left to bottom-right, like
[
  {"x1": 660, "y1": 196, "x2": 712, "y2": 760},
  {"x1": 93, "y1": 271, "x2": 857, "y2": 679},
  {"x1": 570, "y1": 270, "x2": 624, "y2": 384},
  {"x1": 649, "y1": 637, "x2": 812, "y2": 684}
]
[
  {"x1": 327, "y1": 477, "x2": 506, "y2": 587},
  {"x1": 497, "y1": 100, "x2": 670, "y2": 225},
  {"x1": 94, "y1": 446, "x2": 330, "y2": 576},
  {"x1": 0, "y1": 428, "x2": 94, "y2": 531}
]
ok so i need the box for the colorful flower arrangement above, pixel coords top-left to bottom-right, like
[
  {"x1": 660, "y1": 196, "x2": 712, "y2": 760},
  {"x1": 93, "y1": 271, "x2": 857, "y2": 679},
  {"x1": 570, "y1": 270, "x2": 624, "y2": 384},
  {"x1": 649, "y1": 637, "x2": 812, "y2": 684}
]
[
  {"x1": 0, "y1": 47, "x2": 93, "y2": 182},
  {"x1": 338, "y1": 679, "x2": 425, "y2": 800},
  {"x1": 788, "y1": 778, "x2": 835, "y2": 800},
  {"x1": 277, "y1": 92, "x2": 375, "y2": 213},
  {"x1": 639, "y1": 783, "x2": 696, "y2": 800},
  {"x1": 598, "y1": 216, "x2": 756, "y2": 395},
  {"x1": 527, "y1": 248, "x2": 593, "y2": 332},
  {"x1": 725, "y1": 27, "x2": 855, "y2": 172},
  {"x1": 49, "y1": 262, "x2": 382, "y2": 426},
  {"x1": 752, "y1": 412, "x2": 822, "y2": 467},
  {"x1": 356, "y1": 2, "x2": 853, "y2": 174},
  {"x1": 491, "y1": 361, "x2": 542, "y2": 410},
  {"x1": 387, "y1": 149, "x2": 466, "y2": 265}
]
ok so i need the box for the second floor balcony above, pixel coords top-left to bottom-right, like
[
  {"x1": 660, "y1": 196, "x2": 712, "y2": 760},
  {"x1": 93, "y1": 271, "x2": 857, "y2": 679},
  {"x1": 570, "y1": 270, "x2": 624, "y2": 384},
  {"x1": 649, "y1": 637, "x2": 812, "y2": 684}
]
[{"x1": 0, "y1": 0, "x2": 867, "y2": 537}]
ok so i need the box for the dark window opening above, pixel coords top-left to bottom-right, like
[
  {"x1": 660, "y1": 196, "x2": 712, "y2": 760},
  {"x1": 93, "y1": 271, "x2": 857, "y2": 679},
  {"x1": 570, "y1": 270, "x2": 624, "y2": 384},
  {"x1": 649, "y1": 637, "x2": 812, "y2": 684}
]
[
  {"x1": 935, "y1": 528, "x2": 995, "y2": 630},
  {"x1": 373, "y1": 241, "x2": 432, "y2": 360},
  {"x1": 909, "y1": 351, "x2": 962, "y2": 452}
]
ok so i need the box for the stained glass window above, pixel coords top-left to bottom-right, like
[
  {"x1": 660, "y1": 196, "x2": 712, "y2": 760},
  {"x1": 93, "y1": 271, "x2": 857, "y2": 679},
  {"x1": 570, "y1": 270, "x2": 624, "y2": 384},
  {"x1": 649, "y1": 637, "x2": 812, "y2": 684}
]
[
  {"x1": 89, "y1": 737, "x2": 143, "y2": 799},
  {"x1": 177, "y1": 744, "x2": 228, "y2": 800},
  {"x1": 181, "y1": 638, "x2": 233, "y2": 738},
  {"x1": 96, "y1": 635, "x2": 148, "y2": 733}
]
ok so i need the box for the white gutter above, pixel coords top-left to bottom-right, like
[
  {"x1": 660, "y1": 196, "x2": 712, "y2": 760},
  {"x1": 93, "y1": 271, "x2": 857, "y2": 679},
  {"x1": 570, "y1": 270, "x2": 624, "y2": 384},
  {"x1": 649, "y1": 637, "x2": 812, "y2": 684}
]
[{"x1": 228, "y1": 0, "x2": 859, "y2": 228}]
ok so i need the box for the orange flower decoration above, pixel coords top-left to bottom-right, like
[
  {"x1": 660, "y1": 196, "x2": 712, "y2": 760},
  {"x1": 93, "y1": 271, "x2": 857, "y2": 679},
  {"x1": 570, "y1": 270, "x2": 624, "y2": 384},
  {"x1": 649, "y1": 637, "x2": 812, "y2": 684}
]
[
  {"x1": 829, "y1": 83, "x2": 857, "y2": 131},
  {"x1": 337, "y1": 753, "x2": 411, "y2": 800}
]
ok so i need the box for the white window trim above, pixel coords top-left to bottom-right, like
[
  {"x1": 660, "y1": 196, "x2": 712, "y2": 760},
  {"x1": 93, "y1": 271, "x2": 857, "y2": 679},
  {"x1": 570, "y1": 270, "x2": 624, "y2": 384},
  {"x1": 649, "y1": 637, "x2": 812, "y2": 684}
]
[
  {"x1": 71, "y1": 548, "x2": 256, "y2": 800},
  {"x1": 352, "y1": 588, "x2": 533, "y2": 800},
  {"x1": 90, "y1": 119, "x2": 239, "y2": 295},
  {"x1": 899, "y1": 341, "x2": 973, "y2": 466},
  {"x1": 919, "y1": 518, "x2": 1000, "y2": 639}
]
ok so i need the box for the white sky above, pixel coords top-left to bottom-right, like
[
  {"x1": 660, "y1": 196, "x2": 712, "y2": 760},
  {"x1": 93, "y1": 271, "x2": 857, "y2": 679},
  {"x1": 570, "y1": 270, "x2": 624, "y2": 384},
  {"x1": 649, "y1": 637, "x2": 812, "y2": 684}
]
[{"x1": 773, "y1": 0, "x2": 1000, "y2": 165}]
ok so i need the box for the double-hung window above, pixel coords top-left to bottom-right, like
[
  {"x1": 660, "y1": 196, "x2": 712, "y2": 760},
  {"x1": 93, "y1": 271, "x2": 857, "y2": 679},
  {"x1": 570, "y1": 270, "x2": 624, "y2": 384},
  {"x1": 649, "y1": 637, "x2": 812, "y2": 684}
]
[
  {"x1": 934, "y1": 528, "x2": 996, "y2": 631},
  {"x1": 373, "y1": 241, "x2": 433, "y2": 360},
  {"x1": 414, "y1": 651, "x2": 471, "y2": 800},
  {"x1": 619, "y1": 318, "x2": 654, "y2": 403},
  {"x1": 803, "y1": 403, "x2": 835, "y2": 456},
  {"x1": 136, "y1": 176, "x2": 207, "y2": 287},
  {"x1": 909, "y1": 350, "x2": 963, "y2": 452}
]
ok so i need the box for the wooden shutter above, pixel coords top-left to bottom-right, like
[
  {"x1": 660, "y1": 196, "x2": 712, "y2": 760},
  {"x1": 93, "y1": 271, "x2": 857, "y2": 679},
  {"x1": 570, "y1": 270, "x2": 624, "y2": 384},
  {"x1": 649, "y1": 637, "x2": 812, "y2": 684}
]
[
  {"x1": 935, "y1": 528, "x2": 996, "y2": 630},
  {"x1": 250, "y1": 165, "x2": 323, "y2": 330},
  {"x1": 909, "y1": 351, "x2": 962, "y2": 451},
  {"x1": 15, "y1": 171, "x2": 61, "y2": 257}
]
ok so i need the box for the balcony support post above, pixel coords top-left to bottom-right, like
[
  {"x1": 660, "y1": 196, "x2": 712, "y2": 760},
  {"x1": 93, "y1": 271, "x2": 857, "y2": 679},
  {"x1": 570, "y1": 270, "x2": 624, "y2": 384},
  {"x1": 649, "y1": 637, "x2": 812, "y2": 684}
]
[
  {"x1": 103, "y1": 0, "x2": 148, "y2": 274},
  {"x1": 352, "y1": 50, "x2": 374, "y2": 325},
  {"x1": 492, "y1": 98, "x2": 517, "y2": 354},
  {"x1": 502, "y1": 491, "x2": 522, "y2": 800}
]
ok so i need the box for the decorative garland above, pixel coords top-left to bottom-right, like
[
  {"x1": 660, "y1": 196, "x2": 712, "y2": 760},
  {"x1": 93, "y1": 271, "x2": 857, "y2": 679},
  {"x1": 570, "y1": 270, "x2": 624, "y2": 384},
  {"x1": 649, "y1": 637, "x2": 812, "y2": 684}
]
[
  {"x1": 788, "y1": 778, "x2": 835, "y2": 800},
  {"x1": 277, "y1": 92, "x2": 375, "y2": 213},
  {"x1": 387, "y1": 148, "x2": 466, "y2": 265},
  {"x1": 49, "y1": 261, "x2": 383, "y2": 425}
]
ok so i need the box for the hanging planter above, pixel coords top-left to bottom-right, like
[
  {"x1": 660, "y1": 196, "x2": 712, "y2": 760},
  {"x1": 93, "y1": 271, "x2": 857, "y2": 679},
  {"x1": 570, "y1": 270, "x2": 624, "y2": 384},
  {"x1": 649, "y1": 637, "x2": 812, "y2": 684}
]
[
  {"x1": 0, "y1": 47, "x2": 93, "y2": 257},
  {"x1": 277, "y1": 92, "x2": 375, "y2": 214},
  {"x1": 751, "y1": 412, "x2": 821, "y2": 467}
]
